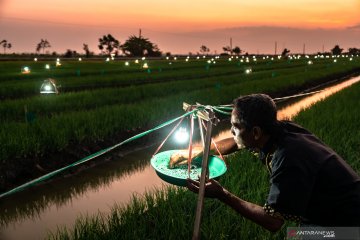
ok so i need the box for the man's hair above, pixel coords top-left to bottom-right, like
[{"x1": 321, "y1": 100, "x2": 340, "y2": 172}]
[{"x1": 233, "y1": 94, "x2": 278, "y2": 134}]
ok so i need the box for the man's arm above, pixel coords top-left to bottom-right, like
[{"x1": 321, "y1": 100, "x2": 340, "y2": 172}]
[
  {"x1": 187, "y1": 178, "x2": 284, "y2": 232},
  {"x1": 219, "y1": 187, "x2": 284, "y2": 232}
]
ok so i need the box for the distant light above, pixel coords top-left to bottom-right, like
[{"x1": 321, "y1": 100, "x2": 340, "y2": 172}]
[
  {"x1": 111, "y1": 57, "x2": 114, "y2": 61},
  {"x1": 135, "y1": 59, "x2": 139, "y2": 63},
  {"x1": 125, "y1": 61, "x2": 129, "y2": 66},
  {"x1": 34, "y1": 58, "x2": 38, "y2": 62},
  {"x1": 245, "y1": 68, "x2": 252, "y2": 74},
  {"x1": 185, "y1": 59, "x2": 189, "y2": 62},
  {"x1": 174, "y1": 57, "x2": 177, "y2": 60},
  {"x1": 166, "y1": 56, "x2": 169, "y2": 60},
  {"x1": 228, "y1": 58, "x2": 232, "y2": 61},
  {"x1": 271, "y1": 57, "x2": 274, "y2": 61},
  {"x1": 22, "y1": 66, "x2": 31, "y2": 74},
  {"x1": 40, "y1": 78, "x2": 58, "y2": 94},
  {"x1": 143, "y1": 63, "x2": 149, "y2": 69},
  {"x1": 56, "y1": 58, "x2": 60, "y2": 62},
  {"x1": 349, "y1": 58, "x2": 353, "y2": 61},
  {"x1": 45, "y1": 64, "x2": 50, "y2": 69},
  {"x1": 56, "y1": 62, "x2": 61, "y2": 66},
  {"x1": 240, "y1": 59, "x2": 244, "y2": 63},
  {"x1": 169, "y1": 62, "x2": 172, "y2": 65},
  {"x1": 203, "y1": 56, "x2": 206, "y2": 58},
  {"x1": 106, "y1": 58, "x2": 110, "y2": 62},
  {"x1": 174, "y1": 127, "x2": 189, "y2": 143},
  {"x1": 334, "y1": 59, "x2": 337, "y2": 63},
  {"x1": 207, "y1": 60, "x2": 211, "y2": 64},
  {"x1": 142, "y1": 57, "x2": 146, "y2": 60},
  {"x1": 308, "y1": 60, "x2": 313, "y2": 65},
  {"x1": 253, "y1": 58, "x2": 257, "y2": 62},
  {"x1": 78, "y1": 58, "x2": 82, "y2": 61}
]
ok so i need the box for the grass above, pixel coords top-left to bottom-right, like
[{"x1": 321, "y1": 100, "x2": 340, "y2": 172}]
[
  {"x1": 1, "y1": 57, "x2": 359, "y2": 166},
  {"x1": 48, "y1": 73, "x2": 360, "y2": 239}
]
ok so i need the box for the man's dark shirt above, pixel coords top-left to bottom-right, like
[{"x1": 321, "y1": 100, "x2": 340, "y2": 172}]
[{"x1": 262, "y1": 121, "x2": 360, "y2": 226}]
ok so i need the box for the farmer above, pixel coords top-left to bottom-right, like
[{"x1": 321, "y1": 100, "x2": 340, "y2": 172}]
[{"x1": 186, "y1": 94, "x2": 360, "y2": 231}]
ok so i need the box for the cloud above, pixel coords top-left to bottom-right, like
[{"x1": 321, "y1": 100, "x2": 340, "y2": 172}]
[{"x1": 347, "y1": 24, "x2": 360, "y2": 30}]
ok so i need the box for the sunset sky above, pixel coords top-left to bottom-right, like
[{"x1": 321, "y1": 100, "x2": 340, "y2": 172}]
[{"x1": 1, "y1": 0, "x2": 359, "y2": 54}]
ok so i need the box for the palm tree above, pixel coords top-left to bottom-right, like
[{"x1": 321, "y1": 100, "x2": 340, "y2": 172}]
[
  {"x1": 1, "y1": 40, "x2": 12, "y2": 54},
  {"x1": 36, "y1": 39, "x2": 51, "y2": 54}
]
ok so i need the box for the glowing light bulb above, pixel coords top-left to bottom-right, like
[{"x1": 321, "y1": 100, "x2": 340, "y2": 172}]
[
  {"x1": 44, "y1": 85, "x2": 52, "y2": 91},
  {"x1": 175, "y1": 127, "x2": 189, "y2": 143}
]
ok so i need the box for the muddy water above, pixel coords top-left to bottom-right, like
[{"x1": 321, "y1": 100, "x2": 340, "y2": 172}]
[{"x1": 1, "y1": 75, "x2": 359, "y2": 240}]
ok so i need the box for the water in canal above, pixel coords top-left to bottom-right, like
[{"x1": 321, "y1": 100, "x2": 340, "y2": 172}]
[{"x1": 1, "y1": 75, "x2": 359, "y2": 240}]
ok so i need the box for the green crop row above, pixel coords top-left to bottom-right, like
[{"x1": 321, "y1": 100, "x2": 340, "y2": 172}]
[
  {"x1": 0, "y1": 58, "x2": 341, "y2": 99},
  {"x1": 0, "y1": 61, "x2": 334, "y2": 123},
  {"x1": 1, "y1": 60, "x2": 359, "y2": 165},
  {"x1": 48, "y1": 80, "x2": 360, "y2": 240}
]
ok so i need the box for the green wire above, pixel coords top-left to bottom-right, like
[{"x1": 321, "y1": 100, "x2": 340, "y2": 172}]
[
  {"x1": 0, "y1": 105, "x2": 232, "y2": 199},
  {"x1": 0, "y1": 109, "x2": 197, "y2": 199}
]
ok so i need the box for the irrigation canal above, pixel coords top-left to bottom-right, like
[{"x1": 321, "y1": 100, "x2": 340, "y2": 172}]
[{"x1": 1, "y1": 75, "x2": 360, "y2": 240}]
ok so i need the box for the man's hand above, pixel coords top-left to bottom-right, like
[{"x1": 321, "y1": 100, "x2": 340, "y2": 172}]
[
  {"x1": 187, "y1": 178, "x2": 226, "y2": 199},
  {"x1": 169, "y1": 149, "x2": 202, "y2": 168}
]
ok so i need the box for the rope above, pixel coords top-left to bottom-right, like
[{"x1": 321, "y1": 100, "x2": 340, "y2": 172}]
[
  {"x1": 273, "y1": 90, "x2": 323, "y2": 101},
  {"x1": 187, "y1": 114, "x2": 195, "y2": 177}
]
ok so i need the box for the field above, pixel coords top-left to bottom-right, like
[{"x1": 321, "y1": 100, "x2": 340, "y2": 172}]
[
  {"x1": 48, "y1": 70, "x2": 360, "y2": 240},
  {"x1": 1, "y1": 55, "x2": 360, "y2": 192}
]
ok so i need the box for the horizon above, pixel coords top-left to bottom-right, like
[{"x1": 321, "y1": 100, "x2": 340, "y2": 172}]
[{"x1": 0, "y1": 0, "x2": 359, "y2": 54}]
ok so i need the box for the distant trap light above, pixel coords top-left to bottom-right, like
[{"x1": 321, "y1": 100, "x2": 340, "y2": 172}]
[
  {"x1": 174, "y1": 127, "x2": 189, "y2": 144},
  {"x1": 349, "y1": 58, "x2": 353, "y2": 61},
  {"x1": 334, "y1": 59, "x2": 337, "y2": 63},
  {"x1": 78, "y1": 58, "x2": 82, "y2": 61},
  {"x1": 125, "y1": 61, "x2": 129, "y2": 66},
  {"x1": 166, "y1": 56, "x2": 169, "y2": 60},
  {"x1": 45, "y1": 64, "x2": 50, "y2": 69},
  {"x1": 308, "y1": 60, "x2": 313, "y2": 65},
  {"x1": 40, "y1": 78, "x2": 58, "y2": 94},
  {"x1": 22, "y1": 66, "x2": 31, "y2": 74},
  {"x1": 245, "y1": 68, "x2": 252, "y2": 74},
  {"x1": 34, "y1": 58, "x2": 38, "y2": 62}
]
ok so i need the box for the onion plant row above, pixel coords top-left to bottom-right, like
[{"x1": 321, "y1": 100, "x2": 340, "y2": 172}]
[{"x1": 48, "y1": 81, "x2": 360, "y2": 239}]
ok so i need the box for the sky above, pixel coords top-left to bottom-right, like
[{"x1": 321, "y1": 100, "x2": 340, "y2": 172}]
[{"x1": 0, "y1": 0, "x2": 359, "y2": 54}]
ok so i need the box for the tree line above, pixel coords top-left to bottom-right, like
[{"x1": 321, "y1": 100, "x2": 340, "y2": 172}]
[{"x1": 1, "y1": 35, "x2": 360, "y2": 57}]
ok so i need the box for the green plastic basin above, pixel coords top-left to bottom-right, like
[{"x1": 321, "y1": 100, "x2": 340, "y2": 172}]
[{"x1": 151, "y1": 150, "x2": 227, "y2": 186}]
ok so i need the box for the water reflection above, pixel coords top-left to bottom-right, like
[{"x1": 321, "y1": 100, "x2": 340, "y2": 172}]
[
  {"x1": 0, "y1": 148, "x2": 152, "y2": 227},
  {"x1": 1, "y1": 75, "x2": 359, "y2": 240}
]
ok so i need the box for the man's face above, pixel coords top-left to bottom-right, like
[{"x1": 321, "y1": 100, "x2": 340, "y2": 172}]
[{"x1": 231, "y1": 111, "x2": 252, "y2": 149}]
